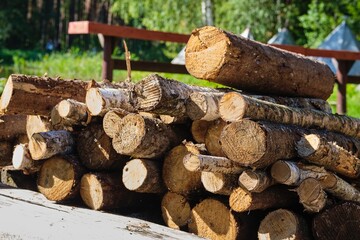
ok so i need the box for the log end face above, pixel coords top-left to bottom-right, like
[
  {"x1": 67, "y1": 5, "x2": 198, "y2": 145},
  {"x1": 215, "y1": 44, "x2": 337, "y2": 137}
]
[
  {"x1": 29, "y1": 133, "x2": 47, "y2": 160},
  {"x1": 271, "y1": 161, "x2": 297, "y2": 185},
  {"x1": 239, "y1": 170, "x2": 259, "y2": 192},
  {"x1": 12, "y1": 144, "x2": 29, "y2": 169},
  {"x1": 58, "y1": 100, "x2": 72, "y2": 118},
  {"x1": 229, "y1": 187, "x2": 252, "y2": 212},
  {"x1": 186, "y1": 93, "x2": 207, "y2": 120},
  {"x1": 296, "y1": 134, "x2": 320, "y2": 158},
  {"x1": 0, "y1": 75, "x2": 14, "y2": 112},
  {"x1": 80, "y1": 173, "x2": 104, "y2": 210},
  {"x1": 201, "y1": 172, "x2": 227, "y2": 194},
  {"x1": 161, "y1": 192, "x2": 191, "y2": 230},
  {"x1": 122, "y1": 159, "x2": 148, "y2": 191},
  {"x1": 86, "y1": 88, "x2": 104, "y2": 116},
  {"x1": 183, "y1": 153, "x2": 201, "y2": 172},
  {"x1": 219, "y1": 92, "x2": 247, "y2": 122},
  {"x1": 297, "y1": 178, "x2": 327, "y2": 213}
]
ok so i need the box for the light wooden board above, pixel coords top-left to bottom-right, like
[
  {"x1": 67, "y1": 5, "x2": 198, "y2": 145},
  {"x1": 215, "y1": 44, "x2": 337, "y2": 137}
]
[{"x1": 0, "y1": 185, "x2": 203, "y2": 240}]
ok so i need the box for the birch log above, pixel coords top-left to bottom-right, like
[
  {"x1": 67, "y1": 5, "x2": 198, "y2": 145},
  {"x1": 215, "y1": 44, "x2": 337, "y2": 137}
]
[
  {"x1": 51, "y1": 99, "x2": 90, "y2": 128},
  {"x1": 238, "y1": 170, "x2": 275, "y2": 193},
  {"x1": 201, "y1": 172, "x2": 238, "y2": 195},
  {"x1": 12, "y1": 143, "x2": 42, "y2": 174}
]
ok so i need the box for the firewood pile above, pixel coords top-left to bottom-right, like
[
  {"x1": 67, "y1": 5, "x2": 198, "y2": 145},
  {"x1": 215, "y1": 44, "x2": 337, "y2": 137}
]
[{"x1": 1, "y1": 25, "x2": 360, "y2": 240}]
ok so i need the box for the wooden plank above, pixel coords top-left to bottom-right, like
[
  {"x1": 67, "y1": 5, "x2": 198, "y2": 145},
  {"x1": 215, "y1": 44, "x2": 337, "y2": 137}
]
[
  {"x1": 68, "y1": 21, "x2": 190, "y2": 43},
  {"x1": 102, "y1": 36, "x2": 115, "y2": 80},
  {"x1": 113, "y1": 59, "x2": 188, "y2": 74},
  {"x1": 348, "y1": 76, "x2": 360, "y2": 84},
  {"x1": 0, "y1": 185, "x2": 202, "y2": 240}
]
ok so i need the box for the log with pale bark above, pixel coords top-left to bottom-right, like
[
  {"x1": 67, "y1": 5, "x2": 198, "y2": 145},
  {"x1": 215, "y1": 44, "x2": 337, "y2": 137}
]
[
  {"x1": 162, "y1": 143, "x2": 204, "y2": 195},
  {"x1": 159, "y1": 115, "x2": 189, "y2": 125},
  {"x1": 80, "y1": 172, "x2": 143, "y2": 211},
  {"x1": 219, "y1": 92, "x2": 360, "y2": 138},
  {"x1": 51, "y1": 99, "x2": 90, "y2": 128},
  {"x1": 26, "y1": 115, "x2": 53, "y2": 140},
  {"x1": 0, "y1": 141, "x2": 13, "y2": 167},
  {"x1": 0, "y1": 115, "x2": 27, "y2": 141},
  {"x1": 258, "y1": 209, "x2": 310, "y2": 240},
  {"x1": 297, "y1": 133, "x2": 360, "y2": 178},
  {"x1": 320, "y1": 173, "x2": 360, "y2": 202},
  {"x1": 205, "y1": 119, "x2": 227, "y2": 157},
  {"x1": 112, "y1": 113, "x2": 180, "y2": 159},
  {"x1": 191, "y1": 120, "x2": 212, "y2": 144},
  {"x1": 102, "y1": 109, "x2": 129, "y2": 138},
  {"x1": 37, "y1": 155, "x2": 85, "y2": 202},
  {"x1": 186, "y1": 92, "x2": 224, "y2": 121},
  {"x1": 77, "y1": 122, "x2": 127, "y2": 170},
  {"x1": 122, "y1": 158, "x2": 166, "y2": 194},
  {"x1": 220, "y1": 119, "x2": 303, "y2": 168},
  {"x1": 12, "y1": 143, "x2": 42, "y2": 174},
  {"x1": 183, "y1": 153, "x2": 245, "y2": 174},
  {"x1": 297, "y1": 178, "x2": 327, "y2": 213},
  {"x1": 229, "y1": 186, "x2": 298, "y2": 212},
  {"x1": 185, "y1": 26, "x2": 334, "y2": 100},
  {"x1": 201, "y1": 172, "x2": 238, "y2": 195},
  {"x1": 312, "y1": 202, "x2": 360, "y2": 240},
  {"x1": 238, "y1": 170, "x2": 275, "y2": 193},
  {"x1": 0, "y1": 74, "x2": 97, "y2": 116},
  {"x1": 161, "y1": 192, "x2": 192, "y2": 230},
  {"x1": 28, "y1": 130, "x2": 74, "y2": 160}
]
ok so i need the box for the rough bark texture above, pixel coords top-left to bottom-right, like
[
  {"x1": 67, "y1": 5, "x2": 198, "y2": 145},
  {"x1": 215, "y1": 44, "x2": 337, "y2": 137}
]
[
  {"x1": 102, "y1": 109, "x2": 129, "y2": 139},
  {"x1": 201, "y1": 172, "x2": 238, "y2": 195},
  {"x1": 161, "y1": 192, "x2": 191, "y2": 230},
  {"x1": 320, "y1": 173, "x2": 360, "y2": 202},
  {"x1": 183, "y1": 153, "x2": 245, "y2": 174},
  {"x1": 122, "y1": 158, "x2": 166, "y2": 194},
  {"x1": 219, "y1": 92, "x2": 360, "y2": 138},
  {"x1": 112, "y1": 114, "x2": 180, "y2": 159},
  {"x1": 12, "y1": 143, "x2": 42, "y2": 174},
  {"x1": 80, "y1": 172, "x2": 143, "y2": 211},
  {"x1": 29, "y1": 130, "x2": 75, "y2": 160},
  {"x1": 220, "y1": 119, "x2": 303, "y2": 168},
  {"x1": 162, "y1": 143, "x2": 204, "y2": 195},
  {"x1": 0, "y1": 74, "x2": 95, "y2": 116},
  {"x1": 258, "y1": 209, "x2": 310, "y2": 240},
  {"x1": 26, "y1": 115, "x2": 53, "y2": 140},
  {"x1": 205, "y1": 119, "x2": 227, "y2": 157},
  {"x1": 239, "y1": 170, "x2": 275, "y2": 193},
  {"x1": 297, "y1": 133, "x2": 360, "y2": 178},
  {"x1": 0, "y1": 115, "x2": 27, "y2": 141},
  {"x1": 0, "y1": 141, "x2": 13, "y2": 167},
  {"x1": 37, "y1": 155, "x2": 84, "y2": 202},
  {"x1": 186, "y1": 92, "x2": 224, "y2": 121},
  {"x1": 77, "y1": 122, "x2": 127, "y2": 170},
  {"x1": 297, "y1": 178, "x2": 327, "y2": 213},
  {"x1": 229, "y1": 186, "x2": 298, "y2": 212},
  {"x1": 51, "y1": 99, "x2": 90, "y2": 128},
  {"x1": 312, "y1": 202, "x2": 360, "y2": 240},
  {"x1": 191, "y1": 120, "x2": 212, "y2": 144},
  {"x1": 185, "y1": 26, "x2": 334, "y2": 100}
]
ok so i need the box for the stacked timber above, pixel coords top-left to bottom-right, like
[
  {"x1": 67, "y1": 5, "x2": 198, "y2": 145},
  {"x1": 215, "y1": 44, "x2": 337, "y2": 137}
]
[{"x1": 0, "y1": 25, "x2": 359, "y2": 240}]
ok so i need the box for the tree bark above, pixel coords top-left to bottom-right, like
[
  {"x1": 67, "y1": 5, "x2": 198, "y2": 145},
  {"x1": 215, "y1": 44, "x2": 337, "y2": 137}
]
[
  {"x1": 191, "y1": 120, "x2": 212, "y2": 144},
  {"x1": 258, "y1": 209, "x2": 310, "y2": 240},
  {"x1": 0, "y1": 115, "x2": 27, "y2": 141},
  {"x1": 26, "y1": 115, "x2": 53, "y2": 140},
  {"x1": 102, "y1": 109, "x2": 128, "y2": 139},
  {"x1": 205, "y1": 119, "x2": 227, "y2": 157},
  {"x1": 112, "y1": 113, "x2": 180, "y2": 159},
  {"x1": 220, "y1": 119, "x2": 303, "y2": 168},
  {"x1": 0, "y1": 74, "x2": 95, "y2": 116},
  {"x1": 37, "y1": 155, "x2": 85, "y2": 202},
  {"x1": 183, "y1": 153, "x2": 245, "y2": 174},
  {"x1": 161, "y1": 192, "x2": 192, "y2": 230},
  {"x1": 186, "y1": 92, "x2": 224, "y2": 121},
  {"x1": 219, "y1": 92, "x2": 360, "y2": 138},
  {"x1": 312, "y1": 202, "x2": 360, "y2": 240},
  {"x1": 51, "y1": 99, "x2": 90, "y2": 128},
  {"x1": 77, "y1": 122, "x2": 127, "y2": 170},
  {"x1": 320, "y1": 173, "x2": 360, "y2": 202},
  {"x1": 297, "y1": 178, "x2": 327, "y2": 213},
  {"x1": 12, "y1": 143, "x2": 43, "y2": 174},
  {"x1": 29, "y1": 130, "x2": 74, "y2": 160},
  {"x1": 0, "y1": 141, "x2": 13, "y2": 167},
  {"x1": 201, "y1": 172, "x2": 238, "y2": 195},
  {"x1": 122, "y1": 158, "x2": 166, "y2": 194},
  {"x1": 229, "y1": 186, "x2": 298, "y2": 212},
  {"x1": 238, "y1": 170, "x2": 275, "y2": 193},
  {"x1": 185, "y1": 26, "x2": 334, "y2": 100},
  {"x1": 297, "y1": 133, "x2": 360, "y2": 178}
]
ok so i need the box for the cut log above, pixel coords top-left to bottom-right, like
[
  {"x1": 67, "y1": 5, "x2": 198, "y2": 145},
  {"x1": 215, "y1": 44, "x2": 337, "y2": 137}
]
[
  {"x1": 220, "y1": 119, "x2": 303, "y2": 168},
  {"x1": 191, "y1": 120, "x2": 212, "y2": 144},
  {"x1": 28, "y1": 130, "x2": 74, "y2": 160},
  {"x1": 320, "y1": 173, "x2": 360, "y2": 202},
  {"x1": 51, "y1": 99, "x2": 90, "y2": 129},
  {"x1": 186, "y1": 92, "x2": 224, "y2": 121},
  {"x1": 12, "y1": 143, "x2": 42, "y2": 174},
  {"x1": 239, "y1": 170, "x2": 275, "y2": 193},
  {"x1": 0, "y1": 141, "x2": 13, "y2": 167},
  {"x1": 205, "y1": 119, "x2": 227, "y2": 157},
  {"x1": 80, "y1": 172, "x2": 142, "y2": 211},
  {"x1": 37, "y1": 155, "x2": 84, "y2": 202},
  {"x1": 201, "y1": 172, "x2": 238, "y2": 195},
  {"x1": 134, "y1": 74, "x2": 218, "y2": 117},
  {"x1": 0, "y1": 74, "x2": 96, "y2": 116},
  {"x1": 271, "y1": 161, "x2": 328, "y2": 186},
  {"x1": 102, "y1": 109, "x2": 129, "y2": 138},
  {"x1": 112, "y1": 114, "x2": 180, "y2": 159},
  {"x1": 163, "y1": 143, "x2": 204, "y2": 195},
  {"x1": 0, "y1": 115, "x2": 27, "y2": 141},
  {"x1": 297, "y1": 178, "x2": 327, "y2": 213},
  {"x1": 185, "y1": 26, "x2": 334, "y2": 100},
  {"x1": 183, "y1": 153, "x2": 245, "y2": 174},
  {"x1": 297, "y1": 133, "x2": 360, "y2": 178},
  {"x1": 122, "y1": 158, "x2": 166, "y2": 194},
  {"x1": 312, "y1": 202, "x2": 360, "y2": 240},
  {"x1": 26, "y1": 115, "x2": 53, "y2": 140},
  {"x1": 258, "y1": 209, "x2": 310, "y2": 240},
  {"x1": 77, "y1": 122, "x2": 127, "y2": 170},
  {"x1": 188, "y1": 198, "x2": 259, "y2": 240},
  {"x1": 161, "y1": 192, "x2": 192, "y2": 230},
  {"x1": 159, "y1": 115, "x2": 189, "y2": 125},
  {"x1": 229, "y1": 186, "x2": 298, "y2": 212},
  {"x1": 86, "y1": 87, "x2": 135, "y2": 116},
  {"x1": 219, "y1": 92, "x2": 360, "y2": 138}
]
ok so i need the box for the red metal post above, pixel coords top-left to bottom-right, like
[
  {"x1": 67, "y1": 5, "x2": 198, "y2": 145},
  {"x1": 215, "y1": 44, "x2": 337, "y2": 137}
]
[{"x1": 335, "y1": 60, "x2": 354, "y2": 115}]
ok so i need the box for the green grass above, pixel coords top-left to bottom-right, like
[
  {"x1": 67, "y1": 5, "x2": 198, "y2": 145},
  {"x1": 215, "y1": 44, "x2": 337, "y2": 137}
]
[{"x1": 1, "y1": 49, "x2": 359, "y2": 118}]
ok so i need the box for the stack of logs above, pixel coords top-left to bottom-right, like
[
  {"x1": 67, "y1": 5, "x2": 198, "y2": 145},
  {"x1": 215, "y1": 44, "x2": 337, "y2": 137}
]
[{"x1": 1, "y1": 25, "x2": 360, "y2": 240}]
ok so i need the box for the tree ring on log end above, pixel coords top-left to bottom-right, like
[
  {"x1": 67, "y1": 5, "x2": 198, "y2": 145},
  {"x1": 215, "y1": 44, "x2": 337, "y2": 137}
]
[
  {"x1": 297, "y1": 134, "x2": 320, "y2": 158},
  {"x1": 85, "y1": 88, "x2": 104, "y2": 116},
  {"x1": 161, "y1": 192, "x2": 191, "y2": 230},
  {"x1": 122, "y1": 159, "x2": 148, "y2": 191},
  {"x1": 219, "y1": 92, "x2": 247, "y2": 122},
  {"x1": 80, "y1": 173, "x2": 104, "y2": 210},
  {"x1": 229, "y1": 187, "x2": 252, "y2": 212}
]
